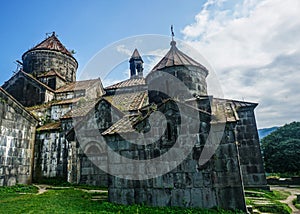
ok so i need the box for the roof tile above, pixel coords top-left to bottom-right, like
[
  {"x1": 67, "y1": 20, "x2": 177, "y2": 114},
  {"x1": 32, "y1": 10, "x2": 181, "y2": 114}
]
[
  {"x1": 56, "y1": 79, "x2": 100, "y2": 93},
  {"x1": 104, "y1": 91, "x2": 148, "y2": 111},
  {"x1": 151, "y1": 41, "x2": 208, "y2": 72},
  {"x1": 61, "y1": 98, "x2": 99, "y2": 119},
  {"x1": 37, "y1": 69, "x2": 66, "y2": 81},
  {"x1": 37, "y1": 121, "x2": 61, "y2": 131},
  {"x1": 105, "y1": 78, "x2": 146, "y2": 90},
  {"x1": 102, "y1": 114, "x2": 143, "y2": 135},
  {"x1": 29, "y1": 33, "x2": 72, "y2": 56}
]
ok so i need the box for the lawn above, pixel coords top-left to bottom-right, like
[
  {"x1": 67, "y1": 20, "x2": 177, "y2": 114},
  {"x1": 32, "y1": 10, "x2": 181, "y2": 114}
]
[
  {"x1": 0, "y1": 185, "x2": 242, "y2": 214},
  {"x1": 245, "y1": 188, "x2": 292, "y2": 214}
]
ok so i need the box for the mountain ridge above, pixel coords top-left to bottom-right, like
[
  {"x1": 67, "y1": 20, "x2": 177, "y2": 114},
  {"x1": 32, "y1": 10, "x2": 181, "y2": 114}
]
[{"x1": 258, "y1": 126, "x2": 279, "y2": 139}]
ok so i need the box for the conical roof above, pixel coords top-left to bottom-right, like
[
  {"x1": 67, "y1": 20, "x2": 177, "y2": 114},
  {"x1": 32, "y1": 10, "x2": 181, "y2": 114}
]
[
  {"x1": 130, "y1": 48, "x2": 143, "y2": 63},
  {"x1": 151, "y1": 40, "x2": 207, "y2": 72},
  {"x1": 25, "y1": 32, "x2": 73, "y2": 57},
  {"x1": 131, "y1": 48, "x2": 142, "y2": 58}
]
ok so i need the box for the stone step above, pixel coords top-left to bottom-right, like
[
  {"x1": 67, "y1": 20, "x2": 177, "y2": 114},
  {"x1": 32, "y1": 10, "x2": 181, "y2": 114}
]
[{"x1": 91, "y1": 195, "x2": 107, "y2": 201}]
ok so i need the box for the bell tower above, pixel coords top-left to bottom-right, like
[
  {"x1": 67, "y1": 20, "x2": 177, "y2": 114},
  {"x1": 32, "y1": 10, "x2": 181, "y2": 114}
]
[{"x1": 129, "y1": 49, "x2": 143, "y2": 78}]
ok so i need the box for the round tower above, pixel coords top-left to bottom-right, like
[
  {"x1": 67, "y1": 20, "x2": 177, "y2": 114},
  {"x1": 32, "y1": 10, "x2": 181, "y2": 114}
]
[
  {"x1": 22, "y1": 32, "x2": 78, "y2": 82},
  {"x1": 146, "y1": 40, "x2": 208, "y2": 104}
]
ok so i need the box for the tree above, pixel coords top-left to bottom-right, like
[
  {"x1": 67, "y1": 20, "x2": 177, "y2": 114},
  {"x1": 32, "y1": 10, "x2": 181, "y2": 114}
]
[{"x1": 261, "y1": 121, "x2": 300, "y2": 174}]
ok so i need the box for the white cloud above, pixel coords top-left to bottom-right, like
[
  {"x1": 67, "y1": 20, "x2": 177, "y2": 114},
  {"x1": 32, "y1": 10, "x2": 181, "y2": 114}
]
[
  {"x1": 182, "y1": 0, "x2": 300, "y2": 128},
  {"x1": 116, "y1": 45, "x2": 132, "y2": 56}
]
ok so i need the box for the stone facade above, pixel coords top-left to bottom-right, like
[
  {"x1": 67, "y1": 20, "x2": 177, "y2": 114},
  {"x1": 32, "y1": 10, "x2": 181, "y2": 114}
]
[
  {"x1": 2, "y1": 71, "x2": 55, "y2": 107},
  {"x1": 67, "y1": 99, "x2": 124, "y2": 186},
  {"x1": 0, "y1": 33, "x2": 268, "y2": 212},
  {"x1": 33, "y1": 127, "x2": 68, "y2": 180},
  {"x1": 22, "y1": 49, "x2": 77, "y2": 83},
  {"x1": 104, "y1": 100, "x2": 246, "y2": 211},
  {"x1": 236, "y1": 105, "x2": 268, "y2": 188},
  {"x1": 0, "y1": 87, "x2": 37, "y2": 186}
]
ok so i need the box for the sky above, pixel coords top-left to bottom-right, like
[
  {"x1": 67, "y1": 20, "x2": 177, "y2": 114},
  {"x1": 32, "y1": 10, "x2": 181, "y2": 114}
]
[{"x1": 0, "y1": 0, "x2": 300, "y2": 128}]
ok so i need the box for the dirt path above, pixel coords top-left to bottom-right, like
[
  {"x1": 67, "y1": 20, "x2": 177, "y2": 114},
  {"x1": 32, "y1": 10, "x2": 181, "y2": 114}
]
[
  {"x1": 33, "y1": 184, "x2": 51, "y2": 195},
  {"x1": 33, "y1": 184, "x2": 107, "y2": 195},
  {"x1": 32, "y1": 184, "x2": 108, "y2": 202},
  {"x1": 271, "y1": 186, "x2": 300, "y2": 214}
]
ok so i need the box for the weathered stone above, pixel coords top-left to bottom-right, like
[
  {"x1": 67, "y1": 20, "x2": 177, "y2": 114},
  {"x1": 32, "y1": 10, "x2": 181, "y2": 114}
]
[
  {"x1": 0, "y1": 88, "x2": 37, "y2": 186},
  {"x1": 0, "y1": 33, "x2": 267, "y2": 213}
]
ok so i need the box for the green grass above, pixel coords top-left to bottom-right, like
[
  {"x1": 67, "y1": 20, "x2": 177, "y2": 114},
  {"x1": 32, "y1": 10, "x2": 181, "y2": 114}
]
[
  {"x1": 245, "y1": 189, "x2": 292, "y2": 214},
  {"x1": 0, "y1": 185, "x2": 242, "y2": 214},
  {"x1": 272, "y1": 190, "x2": 291, "y2": 200},
  {"x1": 34, "y1": 177, "x2": 107, "y2": 190},
  {"x1": 0, "y1": 184, "x2": 38, "y2": 194},
  {"x1": 292, "y1": 198, "x2": 300, "y2": 209},
  {"x1": 245, "y1": 189, "x2": 290, "y2": 200}
]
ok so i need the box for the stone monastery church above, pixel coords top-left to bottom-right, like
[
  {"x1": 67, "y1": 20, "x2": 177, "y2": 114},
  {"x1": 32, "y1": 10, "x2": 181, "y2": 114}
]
[{"x1": 0, "y1": 32, "x2": 268, "y2": 211}]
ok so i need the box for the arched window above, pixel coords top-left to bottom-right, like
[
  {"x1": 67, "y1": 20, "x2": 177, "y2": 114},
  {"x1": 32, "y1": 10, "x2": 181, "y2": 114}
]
[{"x1": 85, "y1": 145, "x2": 101, "y2": 155}]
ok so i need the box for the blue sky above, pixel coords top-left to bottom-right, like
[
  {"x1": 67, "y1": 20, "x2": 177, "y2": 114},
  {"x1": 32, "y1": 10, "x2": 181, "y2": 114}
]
[
  {"x1": 1, "y1": 0, "x2": 300, "y2": 128},
  {"x1": 0, "y1": 0, "x2": 204, "y2": 83}
]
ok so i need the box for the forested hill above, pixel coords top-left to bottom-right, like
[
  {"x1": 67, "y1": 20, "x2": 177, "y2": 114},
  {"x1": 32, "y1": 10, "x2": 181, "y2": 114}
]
[{"x1": 261, "y1": 121, "x2": 300, "y2": 173}]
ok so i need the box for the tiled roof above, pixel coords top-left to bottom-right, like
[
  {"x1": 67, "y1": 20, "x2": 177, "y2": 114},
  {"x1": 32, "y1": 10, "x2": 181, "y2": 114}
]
[
  {"x1": 104, "y1": 91, "x2": 148, "y2": 111},
  {"x1": 37, "y1": 69, "x2": 66, "y2": 81},
  {"x1": 102, "y1": 99, "x2": 239, "y2": 136},
  {"x1": 27, "y1": 32, "x2": 73, "y2": 57},
  {"x1": 61, "y1": 98, "x2": 99, "y2": 119},
  {"x1": 25, "y1": 102, "x2": 52, "y2": 111},
  {"x1": 102, "y1": 99, "x2": 211, "y2": 136},
  {"x1": 185, "y1": 97, "x2": 240, "y2": 123},
  {"x1": 68, "y1": 98, "x2": 125, "y2": 134},
  {"x1": 102, "y1": 114, "x2": 143, "y2": 135},
  {"x1": 213, "y1": 98, "x2": 258, "y2": 109},
  {"x1": 105, "y1": 78, "x2": 146, "y2": 90},
  {"x1": 230, "y1": 100, "x2": 258, "y2": 109},
  {"x1": 51, "y1": 97, "x2": 81, "y2": 106},
  {"x1": 151, "y1": 40, "x2": 208, "y2": 72},
  {"x1": 37, "y1": 121, "x2": 61, "y2": 132},
  {"x1": 56, "y1": 79, "x2": 100, "y2": 93}
]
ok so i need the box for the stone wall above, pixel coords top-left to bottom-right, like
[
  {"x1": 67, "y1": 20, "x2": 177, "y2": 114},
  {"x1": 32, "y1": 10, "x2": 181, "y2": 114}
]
[
  {"x1": 38, "y1": 76, "x2": 67, "y2": 90},
  {"x1": 56, "y1": 92, "x2": 74, "y2": 101},
  {"x1": 22, "y1": 49, "x2": 77, "y2": 82},
  {"x1": 85, "y1": 81, "x2": 104, "y2": 100},
  {"x1": 236, "y1": 106, "x2": 268, "y2": 189},
  {"x1": 65, "y1": 99, "x2": 123, "y2": 186},
  {"x1": 146, "y1": 65, "x2": 208, "y2": 104},
  {"x1": 33, "y1": 131, "x2": 68, "y2": 180},
  {"x1": 0, "y1": 88, "x2": 37, "y2": 186},
  {"x1": 105, "y1": 100, "x2": 246, "y2": 211},
  {"x1": 51, "y1": 104, "x2": 72, "y2": 121},
  {"x1": 2, "y1": 72, "x2": 55, "y2": 107},
  {"x1": 68, "y1": 135, "x2": 109, "y2": 187},
  {"x1": 78, "y1": 147, "x2": 108, "y2": 187}
]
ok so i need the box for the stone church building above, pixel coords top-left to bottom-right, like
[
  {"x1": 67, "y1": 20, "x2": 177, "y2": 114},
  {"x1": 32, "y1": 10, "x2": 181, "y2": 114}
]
[{"x1": 0, "y1": 33, "x2": 268, "y2": 211}]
